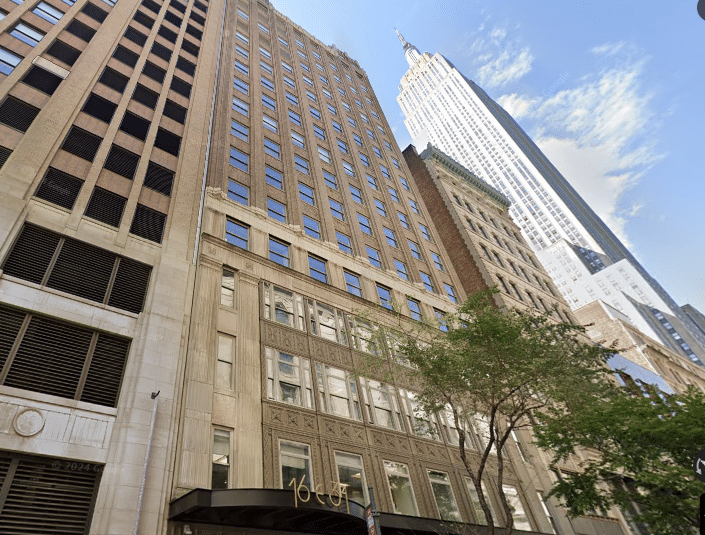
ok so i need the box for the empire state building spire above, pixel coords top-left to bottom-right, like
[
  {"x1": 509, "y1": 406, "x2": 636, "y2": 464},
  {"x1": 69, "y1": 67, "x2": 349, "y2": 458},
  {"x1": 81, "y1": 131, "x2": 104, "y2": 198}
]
[{"x1": 395, "y1": 29, "x2": 422, "y2": 67}]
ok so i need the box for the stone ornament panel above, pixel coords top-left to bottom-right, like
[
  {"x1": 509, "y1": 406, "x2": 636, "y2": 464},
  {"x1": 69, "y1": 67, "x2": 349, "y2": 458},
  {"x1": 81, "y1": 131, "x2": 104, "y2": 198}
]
[
  {"x1": 261, "y1": 322, "x2": 309, "y2": 355},
  {"x1": 367, "y1": 428, "x2": 412, "y2": 455},
  {"x1": 308, "y1": 337, "x2": 353, "y2": 369},
  {"x1": 264, "y1": 402, "x2": 318, "y2": 435},
  {"x1": 412, "y1": 438, "x2": 451, "y2": 462},
  {"x1": 319, "y1": 416, "x2": 366, "y2": 445}
]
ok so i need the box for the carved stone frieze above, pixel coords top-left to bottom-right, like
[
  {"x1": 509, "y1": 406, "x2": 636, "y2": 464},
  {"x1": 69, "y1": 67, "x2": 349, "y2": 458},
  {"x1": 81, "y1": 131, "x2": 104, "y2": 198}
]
[
  {"x1": 261, "y1": 322, "x2": 309, "y2": 355},
  {"x1": 308, "y1": 337, "x2": 353, "y2": 368},
  {"x1": 367, "y1": 428, "x2": 411, "y2": 454},
  {"x1": 319, "y1": 417, "x2": 366, "y2": 444},
  {"x1": 412, "y1": 438, "x2": 450, "y2": 462},
  {"x1": 263, "y1": 402, "x2": 318, "y2": 434}
]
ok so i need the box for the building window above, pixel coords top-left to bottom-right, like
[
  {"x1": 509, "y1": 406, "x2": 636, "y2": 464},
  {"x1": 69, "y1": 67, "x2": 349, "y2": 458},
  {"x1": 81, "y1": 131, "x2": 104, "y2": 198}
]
[
  {"x1": 343, "y1": 161, "x2": 355, "y2": 177},
  {"x1": 329, "y1": 198, "x2": 344, "y2": 220},
  {"x1": 0, "y1": 48, "x2": 22, "y2": 75},
  {"x1": 536, "y1": 492, "x2": 558, "y2": 534},
  {"x1": 289, "y1": 110, "x2": 302, "y2": 126},
  {"x1": 12, "y1": 23, "x2": 45, "y2": 46},
  {"x1": 303, "y1": 215, "x2": 320, "y2": 239},
  {"x1": 428, "y1": 470, "x2": 462, "y2": 522},
  {"x1": 316, "y1": 364, "x2": 361, "y2": 420},
  {"x1": 33, "y1": 2, "x2": 64, "y2": 23},
  {"x1": 408, "y1": 240, "x2": 423, "y2": 261},
  {"x1": 295, "y1": 155, "x2": 309, "y2": 174},
  {"x1": 430, "y1": 252, "x2": 444, "y2": 272},
  {"x1": 263, "y1": 114, "x2": 278, "y2": 133},
  {"x1": 317, "y1": 146, "x2": 331, "y2": 163},
  {"x1": 420, "y1": 272, "x2": 434, "y2": 292},
  {"x1": 225, "y1": 219, "x2": 248, "y2": 249},
  {"x1": 397, "y1": 212, "x2": 410, "y2": 229},
  {"x1": 216, "y1": 333, "x2": 235, "y2": 389},
  {"x1": 221, "y1": 269, "x2": 235, "y2": 307},
  {"x1": 444, "y1": 284, "x2": 457, "y2": 303},
  {"x1": 327, "y1": 104, "x2": 337, "y2": 115},
  {"x1": 266, "y1": 166, "x2": 283, "y2": 189},
  {"x1": 232, "y1": 96, "x2": 249, "y2": 117},
  {"x1": 419, "y1": 223, "x2": 432, "y2": 242},
  {"x1": 337, "y1": 232, "x2": 353, "y2": 254},
  {"x1": 360, "y1": 379, "x2": 402, "y2": 429},
  {"x1": 465, "y1": 480, "x2": 500, "y2": 526},
  {"x1": 323, "y1": 170, "x2": 337, "y2": 189},
  {"x1": 388, "y1": 187, "x2": 400, "y2": 203},
  {"x1": 383, "y1": 461, "x2": 419, "y2": 516},
  {"x1": 286, "y1": 92, "x2": 299, "y2": 106},
  {"x1": 267, "y1": 348, "x2": 313, "y2": 408},
  {"x1": 298, "y1": 182, "x2": 314, "y2": 205},
  {"x1": 332, "y1": 120, "x2": 342, "y2": 133},
  {"x1": 394, "y1": 259, "x2": 408, "y2": 281},
  {"x1": 367, "y1": 174, "x2": 378, "y2": 190},
  {"x1": 409, "y1": 198, "x2": 420, "y2": 214},
  {"x1": 313, "y1": 124, "x2": 325, "y2": 139},
  {"x1": 349, "y1": 185, "x2": 364, "y2": 204},
  {"x1": 231, "y1": 120, "x2": 249, "y2": 142},
  {"x1": 407, "y1": 298, "x2": 422, "y2": 321},
  {"x1": 212, "y1": 429, "x2": 231, "y2": 489},
  {"x1": 308, "y1": 255, "x2": 328, "y2": 283},
  {"x1": 307, "y1": 299, "x2": 348, "y2": 344},
  {"x1": 344, "y1": 271, "x2": 363, "y2": 297},
  {"x1": 261, "y1": 76, "x2": 274, "y2": 92},
  {"x1": 306, "y1": 89, "x2": 316, "y2": 102},
  {"x1": 337, "y1": 139, "x2": 348, "y2": 154},
  {"x1": 380, "y1": 165, "x2": 390, "y2": 179},
  {"x1": 502, "y1": 485, "x2": 532, "y2": 530},
  {"x1": 264, "y1": 138, "x2": 280, "y2": 159},
  {"x1": 269, "y1": 237, "x2": 290, "y2": 267},
  {"x1": 374, "y1": 199, "x2": 387, "y2": 217},
  {"x1": 434, "y1": 309, "x2": 448, "y2": 332},
  {"x1": 267, "y1": 198, "x2": 286, "y2": 223},
  {"x1": 262, "y1": 94, "x2": 276, "y2": 110},
  {"x1": 399, "y1": 389, "x2": 439, "y2": 439},
  {"x1": 291, "y1": 131, "x2": 305, "y2": 149},
  {"x1": 377, "y1": 284, "x2": 393, "y2": 309},
  {"x1": 359, "y1": 152, "x2": 370, "y2": 167},
  {"x1": 280, "y1": 440, "x2": 313, "y2": 487},
  {"x1": 263, "y1": 283, "x2": 305, "y2": 330},
  {"x1": 229, "y1": 147, "x2": 249, "y2": 171},
  {"x1": 383, "y1": 227, "x2": 397, "y2": 248},
  {"x1": 335, "y1": 452, "x2": 369, "y2": 505},
  {"x1": 367, "y1": 246, "x2": 381, "y2": 268},
  {"x1": 227, "y1": 180, "x2": 248, "y2": 205},
  {"x1": 236, "y1": 45, "x2": 249, "y2": 59}
]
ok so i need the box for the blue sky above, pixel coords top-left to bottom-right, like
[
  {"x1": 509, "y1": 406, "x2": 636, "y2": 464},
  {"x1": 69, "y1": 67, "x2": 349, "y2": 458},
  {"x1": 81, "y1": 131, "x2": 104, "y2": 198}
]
[{"x1": 272, "y1": 0, "x2": 705, "y2": 313}]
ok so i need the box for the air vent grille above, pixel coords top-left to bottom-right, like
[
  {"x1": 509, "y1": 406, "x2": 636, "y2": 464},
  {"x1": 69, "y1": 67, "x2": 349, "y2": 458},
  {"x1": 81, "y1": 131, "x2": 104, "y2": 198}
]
[
  {"x1": 0, "y1": 97, "x2": 40, "y2": 132},
  {"x1": 143, "y1": 161, "x2": 174, "y2": 196},
  {"x1": 34, "y1": 167, "x2": 84, "y2": 209},
  {"x1": 21, "y1": 66, "x2": 62, "y2": 94},
  {"x1": 103, "y1": 144, "x2": 140, "y2": 179},
  {"x1": 61, "y1": 126, "x2": 102, "y2": 161},
  {"x1": 130, "y1": 204, "x2": 166, "y2": 243},
  {"x1": 84, "y1": 187, "x2": 127, "y2": 228}
]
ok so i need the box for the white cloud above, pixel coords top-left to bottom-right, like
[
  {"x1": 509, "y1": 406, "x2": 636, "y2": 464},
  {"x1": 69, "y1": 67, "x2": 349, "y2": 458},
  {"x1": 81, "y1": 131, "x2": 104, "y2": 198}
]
[
  {"x1": 502, "y1": 47, "x2": 664, "y2": 246},
  {"x1": 477, "y1": 47, "x2": 534, "y2": 88}
]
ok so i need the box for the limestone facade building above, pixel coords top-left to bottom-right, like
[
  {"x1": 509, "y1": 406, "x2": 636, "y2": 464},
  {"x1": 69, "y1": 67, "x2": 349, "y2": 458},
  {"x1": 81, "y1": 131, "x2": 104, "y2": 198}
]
[{"x1": 0, "y1": 0, "x2": 638, "y2": 534}]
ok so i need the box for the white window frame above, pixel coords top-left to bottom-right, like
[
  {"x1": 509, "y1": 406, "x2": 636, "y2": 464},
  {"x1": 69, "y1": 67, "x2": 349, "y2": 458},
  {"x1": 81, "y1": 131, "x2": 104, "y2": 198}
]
[
  {"x1": 315, "y1": 363, "x2": 361, "y2": 420},
  {"x1": 266, "y1": 347, "x2": 314, "y2": 409}
]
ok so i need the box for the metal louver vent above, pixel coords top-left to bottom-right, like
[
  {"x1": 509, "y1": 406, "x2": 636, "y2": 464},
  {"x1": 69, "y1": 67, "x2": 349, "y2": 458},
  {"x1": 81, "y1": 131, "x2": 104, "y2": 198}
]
[
  {"x1": 193, "y1": 0, "x2": 207, "y2": 12},
  {"x1": 21, "y1": 66, "x2": 62, "y2": 95},
  {"x1": 107, "y1": 257, "x2": 151, "y2": 312},
  {"x1": 142, "y1": 0, "x2": 160, "y2": 14},
  {"x1": 62, "y1": 126, "x2": 102, "y2": 161},
  {"x1": 0, "y1": 146, "x2": 12, "y2": 170},
  {"x1": 45, "y1": 40, "x2": 81, "y2": 66},
  {"x1": 158, "y1": 25, "x2": 178, "y2": 43},
  {"x1": 4, "y1": 315, "x2": 92, "y2": 398},
  {"x1": 175, "y1": 56, "x2": 195, "y2": 76},
  {"x1": 154, "y1": 127, "x2": 181, "y2": 156},
  {"x1": 1, "y1": 224, "x2": 61, "y2": 284},
  {"x1": 142, "y1": 61, "x2": 166, "y2": 83},
  {"x1": 0, "y1": 453, "x2": 101, "y2": 534},
  {"x1": 1, "y1": 225, "x2": 152, "y2": 313},
  {"x1": 0, "y1": 97, "x2": 40, "y2": 133},
  {"x1": 185, "y1": 23, "x2": 202, "y2": 40},
  {"x1": 151, "y1": 41, "x2": 172, "y2": 61},
  {"x1": 82, "y1": 93, "x2": 118, "y2": 123},
  {"x1": 84, "y1": 187, "x2": 127, "y2": 227},
  {"x1": 124, "y1": 26, "x2": 147, "y2": 46},
  {"x1": 143, "y1": 161, "x2": 174, "y2": 196},
  {"x1": 99, "y1": 67, "x2": 129, "y2": 93},
  {"x1": 34, "y1": 167, "x2": 84, "y2": 209},
  {"x1": 113, "y1": 45, "x2": 138, "y2": 67},
  {"x1": 0, "y1": 306, "x2": 25, "y2": 373},
  {"x1": 181, "y1": 39, "x2": 199, "y2": 57},
  {"x1": 119, "y1": 111, "x2": 150, "y2": 141},
  {"x1": 190, "y1": 11, "x2": 205, "y2": 25},
  {"x1": 170, "y1": 0, "x2": 186, "y2": 13},
  {"x1": 66, "y1": 19, "x2": 96, "y2": 41},
  {"x1": 132, "y1": 84, "x2": 159, "y2": 109},
  {"x1": 103, "y1": 144, "x2": 140, "y2": 179},
  {"x1": 47, "y1": 238, "x2": 115, "y2": 302},
  {"x1": 80, "y1": 334, "x2": 131, "y2": 406},
  {"x1": 163, "y1": 100, "x2": 186, "y2": 124},
  {"x1": 130, "y1": 204, "x2": 166, "y2": 243},
  {"x1": 170, "y1": 76, "x2": 191, "y2": 98},
  {"x1": 163, "y1": 10, "x2": 181, "y2": 26},
  {"x1": 81, "y1": 2, "x2": 108, "y2": 22},
  {"x1": 133, "y1": 10, "x2": 155, "y2": 29}
]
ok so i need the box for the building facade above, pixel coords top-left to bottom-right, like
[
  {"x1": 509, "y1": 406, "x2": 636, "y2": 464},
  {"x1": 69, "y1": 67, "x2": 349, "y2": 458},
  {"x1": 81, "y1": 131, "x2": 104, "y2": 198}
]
[
  {"x1": 0, "y1": 1, "x2": 640, "y2": 534},
  {"x1": 394, "y1": 33, "x2": 705, "y2": 367}
]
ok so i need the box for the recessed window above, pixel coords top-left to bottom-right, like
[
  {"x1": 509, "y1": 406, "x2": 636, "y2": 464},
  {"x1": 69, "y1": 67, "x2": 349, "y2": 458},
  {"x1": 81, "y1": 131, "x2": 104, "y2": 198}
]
[
  {"x1": 259, "y1": 46, "x2": 271, "y2": 60},
  {"x1": 221, "y1": 269, "x2": 235, "y2": 307},
  {"x1": 225, "y1": 219, "x2": 248, "y2": 249},
  {"x1": 332, "y1": 120, "x2": 342, "y2": 133},
  {"x1": 269, "y1": 237, "x2": 290, "y2": 267},
  {"x1": 374, "y1": 199, "x2": 387, "y2": 217},
  {"x1": 502, "y1": 485, "x2": 532, "y2": 530},
  {"x1": 212, "y1": 429, "x2": 230, "y2": 489},
  {"x1": 265, "y1": 165, "x2": 283, "y2": 189},
  {"x1": 323, "y1": 170, "x2": 337, "y2": 190},
  {"x1": 310, "y1": 106, "x2": 321, "y2": 120},
  {"x1": 344, "y1": 271, "x2": 362, "y2": 297},
  {"x1": 227, "y1": 180, "x2": 248, "y2": 205},
  {"x1": 377, "y1": 284, "x2": 393, "y2": 309},
  {"x1": 267, "y1": 198, "x2": 286, "y2": 223},
  {"x1": 329, "y1": 198, "x2": 344, "y2": 221},
  {"x1": 303, "y1": 215, "x2": 320, "y2": 239},
  {"x1": 262, "y1": 94, "x2": 276, "y2": 111},
  {"x1": 428, "y1": 470, "x2": 461, "y2": 521},
  {"x1": 229, "y1": 147, "x2": 249, "y2": 172},
  {"x1": 335, "y1": 452, "x2": 368, "y2": 505},
  {"x1": 366, "y1": 174, "x2": 378, "y2": 191},
  {"x1": 444, "y1": 284, "x2": 457, "y2": 303},
  {"x1": 306, "y1": 89, "x2": 316, "y2": 102},
  {"x1": 263, "y1": 114, "x2": 278, "y2": 133},
  {"x1": 266, "y1": 349, "x2": 313, "y2": 408},
  {"x1": 232, "y1": 97, "x2": 249, "y2": 117},
  {"x1": 359, "y1": 152, "x2": 370, "y2": 167},
  {"x1": 343, "y1": 161, "x2": 355, "y2": 177},
  {"x1": 236, "y1": 45, "x2": 249, "y2": 59},
  {"x1": 397, "y1": 212, "x2": 409, "y2": 229},
  {"x1": 349, "y1": 185, "x2": 363, "y2": 204},
  {"x1": 383, "y1": 227, "x2": 397, "y2": 248},
  {"x1": 420, "y1": 223, "x2": 432, "y2": 242},
  {"x1": 216, "y1": 333, "x2": 235, "y2": 389},
  {"x1": 394, "y1": 259, "x2": 408, "y2": 281},
  {"x1": 33, "y1": 2, "x2": 64, "y2": 24},
  {"x1": 431, "y1": 252, "x2": 445, "y2": 272},
  {"x1": 283, "y1": 75, "x2": 295, "y2": 89},
  {"x1": 316, "y1": 364, "x2": 361, "y2": 419},
  {"x1": 0, "y1": 48, "x2": 22, "y2": 75},
  {"x1": 466, "y1": 480, "x2": 499, "y2": 526},
  {"x1": 434, "y1": 310, "x2": 448, "y2": 332},
  {"x1": 286, "y1": 92, "x2": 299, "y2": 106},
  {"x1": 366, "y1": 246, "x2": 381, "y2": 268},
  {"x1": 298, "y1": 182, "x2": 314, "y2": 205},
  {"x1": 408, "y1": 240, "x2": 422, "y2": 260},
  {"x1": 337, "y1": 139, "x2": 348, "y2": 154},
  {"x1": 308, "y1": 255, "x2": 327, "y2": 283},
  {"x1": 380, "y1": 165, "x2": 390, "y2": 179},
  {"x1": 366, "y1": 128, "x2": 375, "y2": 140},
  {"x1": 420, "y1": 272, "x2": 434, "y2": 292},
  {"x1": 293, "y1": 155, "x2": 309, "y2": 175},
  {"x1": 11, "y1": 23, "x2": 45, "y2": 47},
  {"x1": 400, "y1": 177, "x2": 410, "y2": 190},
  {"x1": 358, "y1": 214, "x2": 372, "y2": 235},
  {"x1": 348, "y1": 117, "x2": 357, "y2": 129},
  {"x1": 407, "y1": 298, "x2": 422, "y2": 321},
  {"x1": 234, "y1": 60, "x2": 249, "y2": 76},
  {"x1": 264, "y1": 138, "x2": 280, "y2": 159},
  {"x1": 383, "y1": 461, "x2": 418, "y2": 516},
  {"x1": 291, "y1": 131, "x2": 305, "y2": 149},
  {"x1": 288, "y1": 110, "x2": 302, "y2": 126},
  {"x1": 336, "y1": 232, "x2": 352, "y2": 254},
  {"x1": 388, "y1": 187, "x2": 400, "y2": 203},
  {"x1": 313, "y1": 125, "x2": 325, "y2": 140},
  {"x1": 317, "y1": 146, "x2": 331, "y2": 164},
  {"x1": 327, "y1": 104, "x2": 337, "y2": 115}
]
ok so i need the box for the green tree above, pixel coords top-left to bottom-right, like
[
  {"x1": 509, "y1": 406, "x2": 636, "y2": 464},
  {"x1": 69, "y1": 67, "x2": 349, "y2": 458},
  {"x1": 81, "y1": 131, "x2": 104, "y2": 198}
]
[
  {"x1": 534, "y1": 384, "x2": 705, "y2": 535},
  {"x1": 394, "y1": 288, "x2": 616, "y2": 535}
]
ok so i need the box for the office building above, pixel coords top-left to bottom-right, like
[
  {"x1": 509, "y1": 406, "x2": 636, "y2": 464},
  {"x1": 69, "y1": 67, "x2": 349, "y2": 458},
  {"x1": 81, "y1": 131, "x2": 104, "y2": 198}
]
[
  {"x1": 0, "y1": 1, "x2": 638, "y2": 533},
  {"x1": 395, "y1": 32, "x2": 705, "y2": 367}
]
